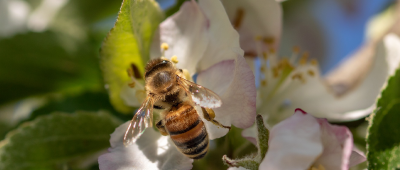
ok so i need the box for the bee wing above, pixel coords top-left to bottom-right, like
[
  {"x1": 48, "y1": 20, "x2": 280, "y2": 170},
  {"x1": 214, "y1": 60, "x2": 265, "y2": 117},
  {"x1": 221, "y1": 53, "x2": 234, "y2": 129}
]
[
  {"x1": 177, "y1": 76, "x2": 222, "y2": 108},
  {"x1": 123, "y1": 95, "x2": 154, "y2": 146}
]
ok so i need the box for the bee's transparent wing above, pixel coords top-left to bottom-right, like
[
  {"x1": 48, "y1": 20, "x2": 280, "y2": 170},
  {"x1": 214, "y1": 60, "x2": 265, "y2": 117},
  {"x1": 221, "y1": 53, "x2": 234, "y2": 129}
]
[
  {"x1": 123, "y1": 95, "x2": 154, "y2": 146},
  {"x1": 177, "y1": 76, "x2": 222, "y2": 108}
]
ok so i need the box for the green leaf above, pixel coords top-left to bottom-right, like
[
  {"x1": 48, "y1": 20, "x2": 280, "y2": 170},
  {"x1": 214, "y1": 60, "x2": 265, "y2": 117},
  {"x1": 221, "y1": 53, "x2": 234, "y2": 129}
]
[
  {"x1": 367, "y1": 67, "x2": 400, "y2": 170},
  {"x1": 0, "y1": 111, "x2": 122, "y2": 170},
  {"x1": 0, "y1": 32, "x2": 102, "y2": 105},
  {"x1": 100, "y1": 0, "x2": 163, "y2": 113},
  {"x1": 25, "y1": 91, "x2": 132, "y2": 124}
]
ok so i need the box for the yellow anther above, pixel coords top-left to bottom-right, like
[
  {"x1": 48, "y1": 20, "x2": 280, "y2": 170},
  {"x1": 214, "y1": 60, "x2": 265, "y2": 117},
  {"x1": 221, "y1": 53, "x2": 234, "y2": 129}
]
[
  {"x1": 128, "y1": 81, "x2": 135, "y2": 88},
  {"x1": 171, "y1": 55, "x2": 179, "y2": 64},
  {"x1": 127, "y1": 68, "x2": 134, "y2": 78},
  {"x1": 299, "y1": 52, "x2": 309, "y2": 65},
  {"x1": 255, "y1": 36, "x2": 263, "y2": 41},
  {"x1": 292, "y1": 73, "x2": 306, "y2": 83},
  {"x1": 310, "y1": 59, "x2": 318, "y2": 66},
  {"x1": 272, "y1": 67, "x2": 279, "y2": 78},
  {"x1": 261, "y1": 79, "x2": 267, "y2": 86},
  {"x1": 260, "y1": 66, "x2": 266, "y2": 72},
  {"x1": 263, "y1": 37, "x2": 275, "y2": 45},
  {"x1": 281, "y1": 58, "x2": 289, "y2": 65},
  {"x1": 262, "y1": 52, "x2": 268, "y2": 60},
  {"x1": 308, "y1": 70, "x2": 315, "y2": 76},
  {"x1": 269, "y1": 48, "x2": 276, "y2": 54},
  {"x1": 233, "y1": 8, "x2": 244, "y2": 29},
  {"x1": 160, "y1": 56, "x2": 168, "y2": 60},
  {"x1": 292, "y1": 46, "x2": 300, "y2": 53},
  {"x1": 161, "y1": 43, "x2": 169, "y2": 51},
  {"x1": 182, "y1": 69, "x2": 191, "y2": 80}
]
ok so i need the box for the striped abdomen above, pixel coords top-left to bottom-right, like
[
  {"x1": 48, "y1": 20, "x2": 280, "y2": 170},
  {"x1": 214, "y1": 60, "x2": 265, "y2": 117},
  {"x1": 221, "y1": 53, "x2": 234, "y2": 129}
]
[{"x1": 165, "y1": 103, "x2": 209, "y2": 159}]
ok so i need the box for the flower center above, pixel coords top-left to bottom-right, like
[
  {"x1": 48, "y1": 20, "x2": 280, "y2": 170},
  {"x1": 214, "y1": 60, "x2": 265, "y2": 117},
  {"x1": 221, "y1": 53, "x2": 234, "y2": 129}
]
[
  {"x1": 160, "y1": 43, "x2": 192, "y2": 81},
  {"x1": 253, "y1": 36, "x2": 321, "y2": 111},
  {"x1": 233, "y1": 8, "x2": 245, "y2": 29}
]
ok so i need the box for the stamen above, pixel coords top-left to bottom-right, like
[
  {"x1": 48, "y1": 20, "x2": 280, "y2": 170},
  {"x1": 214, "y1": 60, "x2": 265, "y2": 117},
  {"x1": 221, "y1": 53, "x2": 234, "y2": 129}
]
[
  {"x1": 290, "y1": 46, "x2": 300, "y2": 64},
  {"x1": 307, "y1": 70, "x2": 315, "y2": 76},
  {"x1": 260, "y1": 65, "x2": 266, "y2": 72},
  {"x1": 182, "y1": 69, "x2": 191, "y2": 80},
  {"x1": 161, "y1": 43, "x2": 169, "y2": 51},
  {"x1": 262, "y1": 52, "x2": 268, "y2": 60},
  {"x1": 263, "y1": 37, "x2": 275, "y2": 45},
  {"x1": 161, "y1": 43, "x2": 169, "y2": 57},
  {"x1": 272, "y1": 67, "x2": 279, "y2": 78},
  {"x1": 254, "y1": 36, "x2": 264, "y2": 60},
  {"x1": 233, "y1": 8, "x2": 244, "y2": 29},
  {"x1": 128, "y1": 81, "x2": 135, "y2": 88},
  {"x1": 310, "y1": 59, "x2": 318, "y2": 66},
  {"x1": 171, "y1": 55, "x2": 179, "y2": 64},
  {"x1": 261, "y1": 79, "x2": 267, "y2": 86},
  {"x1": 299, "y1": 52, "x2": 309, "y2": 65},
  {"x1": 268, "y1": 48, "x2": 278, "y2": 67},
  {"x1": 292, "y1": 46, "x2": 300, "y2": 53},
  {"x1": 269, "y1": 48, "x2": 276, "y2": 54},
  {"x1": 291, "y1": 73, "x2": 305, "y2": 83},
  {"x1": 255, "y1": 36, "x2": 263, "y2": 41}
]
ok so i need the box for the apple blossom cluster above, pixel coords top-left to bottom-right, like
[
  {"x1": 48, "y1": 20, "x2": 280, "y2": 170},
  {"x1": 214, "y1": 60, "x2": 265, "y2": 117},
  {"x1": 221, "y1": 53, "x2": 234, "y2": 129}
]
[{"x1": 98, "y1": 0, "x2": 400, "y2": 169}]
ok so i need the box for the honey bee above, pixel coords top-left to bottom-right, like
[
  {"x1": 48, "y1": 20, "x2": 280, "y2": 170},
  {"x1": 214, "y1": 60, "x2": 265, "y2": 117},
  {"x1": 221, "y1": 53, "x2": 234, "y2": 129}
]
[{"x1": 124, "y1": 58, "x2": 230, "y2": 159}]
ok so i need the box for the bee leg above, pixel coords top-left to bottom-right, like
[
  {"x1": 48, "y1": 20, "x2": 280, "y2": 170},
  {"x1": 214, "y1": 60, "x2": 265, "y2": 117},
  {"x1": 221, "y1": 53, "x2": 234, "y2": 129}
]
[
  {"x1": 156, "y1": 120, "x2": 169, "y2": 136},
  {"x1": 201, "y1": 107, "x2": 231, "y2": 130}
]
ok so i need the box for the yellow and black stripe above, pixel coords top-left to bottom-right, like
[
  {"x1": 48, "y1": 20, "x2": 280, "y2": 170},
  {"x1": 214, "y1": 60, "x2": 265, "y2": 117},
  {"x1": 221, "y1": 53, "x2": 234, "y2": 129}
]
[{"x1": 165, "y1": 104, "x2": 209, "y2": 159}]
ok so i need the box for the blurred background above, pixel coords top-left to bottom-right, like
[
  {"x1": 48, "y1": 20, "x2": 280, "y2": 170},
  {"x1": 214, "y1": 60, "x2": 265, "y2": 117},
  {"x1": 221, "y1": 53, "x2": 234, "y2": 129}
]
[{"x1": 0, "y1": 0, "x2": 396, "y2": 169}]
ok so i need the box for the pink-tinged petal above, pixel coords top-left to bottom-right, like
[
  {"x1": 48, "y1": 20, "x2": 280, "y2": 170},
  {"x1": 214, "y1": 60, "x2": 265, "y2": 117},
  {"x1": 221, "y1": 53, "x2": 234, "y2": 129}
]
[
  {"x1": 197, "y1": 0, "x2": 244, "y2": 71},
  {"x1": 196, "y1": 56, "x2": 256, "y2": 139},
  {"x1": 241, "y1": 124, "x2": 258, "y2": 146},
  {"x1": 154, "y1": 0, "x2": 208, "y2": 75},
  {"x1": 348, "y1": 148, "x2": 367, "y2": 167},
  {"x1": 312, "y1": 119, "x2": 355, "y2": 170},
  {"x1": 221, "y1": 0, "x2": 282, "y2": 54},
  {"x1": 99, "y1": 122, "x2": 193, "y2": 170},
  {"x1": 259, "y1": 110, "x2": 323, "y2": 170}
]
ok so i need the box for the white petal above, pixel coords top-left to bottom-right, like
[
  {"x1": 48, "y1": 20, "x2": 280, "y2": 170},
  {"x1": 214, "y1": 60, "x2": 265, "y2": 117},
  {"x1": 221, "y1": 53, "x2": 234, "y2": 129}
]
[
  {"x1": 197, "y1": 0, "x2": 244, "y2": 71},
  {"x1": 99, "y1": 122, "x2": 193, "y2": 170},
  {"x1": 120, "y1": 79, "x2": 146, "y2": 107},
  {"x1": 196, "y1": 56, "x2": 256, "y2": 139},
  {"x1": 384, "y1": 33, "x2": 400, "y2": 75},
  {"x1": 0, "y1": 0, "x2": 30, "y2": 37},
  {"x1": 155, "y1": 0, "x2": 208, "y2": 74},
  {"x1": 264, "y1": 33, "x2": 400, "y2": 123},
  {"x1": 259, "y1": 110, "x2": 322, "y2": 170},
  {"x1": 300, "y1": 33, "x2": 400, "y2": 121},
  {"x1": 221, "y1": 0, "x2": 282, "y2": 53}
]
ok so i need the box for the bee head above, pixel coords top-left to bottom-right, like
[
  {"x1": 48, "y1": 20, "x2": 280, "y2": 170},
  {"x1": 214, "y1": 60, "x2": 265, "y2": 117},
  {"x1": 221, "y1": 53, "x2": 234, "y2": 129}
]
[{"x1": 145, "y1": 58, "x2": 177, "y2": 94}]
